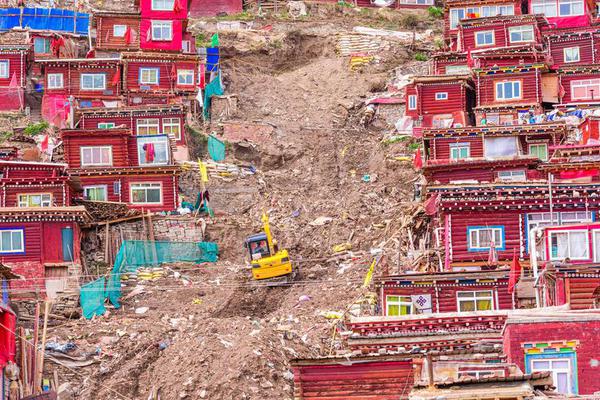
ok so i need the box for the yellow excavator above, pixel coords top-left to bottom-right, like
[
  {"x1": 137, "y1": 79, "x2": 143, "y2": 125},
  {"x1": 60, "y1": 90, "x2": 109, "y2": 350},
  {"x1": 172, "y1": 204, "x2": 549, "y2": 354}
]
[{"x1": 245, "y1": 213, "x2": 294, "y2": 282}]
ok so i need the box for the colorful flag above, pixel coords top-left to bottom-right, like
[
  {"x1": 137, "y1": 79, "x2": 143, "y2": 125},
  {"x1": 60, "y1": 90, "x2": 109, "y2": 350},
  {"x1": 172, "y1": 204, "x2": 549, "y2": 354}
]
[
  {"x1": 124, "y1": 27, "x2": 133, "y2": 44},
  {"x1": 508, "y1": 252, "x2": 522, "y2": 294},
  {"x1": 413, "y1": 148, "x2": 423, "y2": 169},
  {"x1": 210, "y1": 33, "x2": 219, "y2": 47}
]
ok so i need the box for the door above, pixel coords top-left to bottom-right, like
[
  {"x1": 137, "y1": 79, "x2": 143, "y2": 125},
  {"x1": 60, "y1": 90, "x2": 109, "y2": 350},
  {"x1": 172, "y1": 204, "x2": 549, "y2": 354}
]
[{"x1": 61, "y1": 227, "x2": 74, "y2": 262}]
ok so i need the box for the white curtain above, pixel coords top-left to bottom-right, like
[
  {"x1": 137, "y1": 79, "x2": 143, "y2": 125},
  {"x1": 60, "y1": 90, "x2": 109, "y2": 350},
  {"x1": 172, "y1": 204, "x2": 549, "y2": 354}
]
[{"x1": 484, "y1": 137, "x2": 518, "y2": 159}]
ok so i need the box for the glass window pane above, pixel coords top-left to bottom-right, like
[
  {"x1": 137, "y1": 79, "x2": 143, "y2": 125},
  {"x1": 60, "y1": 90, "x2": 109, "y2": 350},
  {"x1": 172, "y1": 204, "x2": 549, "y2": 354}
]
[
  {"x1": 556, "y1": 372, "x2": 569, "y2": 393},
  {"x1": 532, "y1": 360, "x2": 550, "y2": 369},
  {"x1": 388, "y1": 305, "x2": 399, "y2": 316},
  {"x1": 553, "y1": 360, "x2": 569, "y2": 369},
  {"x1": 147, "y1": 188, "x2": 161, "y2": 203},
  {"x1": 0, "y1": 231, "x2": 11, "y2": 251},
  {"x1": 476, "y1": 299, "x2": 492, "y2": 310},
  {"x1": 460, "y1": 300, "x2": 475, "y2": 311},
  {"x1": 11, "y1": 231, "x2": 22, "y2": 251}
]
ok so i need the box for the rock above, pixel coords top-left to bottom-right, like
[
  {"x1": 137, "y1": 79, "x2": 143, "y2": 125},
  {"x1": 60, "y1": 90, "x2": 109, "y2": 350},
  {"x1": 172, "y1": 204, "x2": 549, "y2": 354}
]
[
  {"x1": 135, "y1": 307, "x2": 149, "y2": 314},
  {"x1": 260, "y1": 379, "x2": 274, "y2": 389},
  {"x1": 199, "y1": 389, "x2": 207, "y2": 398}
]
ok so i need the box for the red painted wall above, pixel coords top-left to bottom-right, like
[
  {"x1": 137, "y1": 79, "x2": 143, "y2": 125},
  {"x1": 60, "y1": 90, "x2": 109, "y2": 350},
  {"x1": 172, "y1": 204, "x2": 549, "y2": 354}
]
[
  {"x1": 0, "y1": 51, "x2": 27, "y2": 88},
  {"x1": 3, "y1": 184, "x2": 69, "y2": 207},
  {"x1": 44, "y1": 62, "x2": 121, "y2": 99},
  {"x1": 95, "y1": 16, "x2": 141, "y2": 51},
  {"x1": 292, "y1": 360, "x2": 414, "y2": 400},
  {"x1": 546, "y1": 33, "x2": 595, "y2": 68},
  {"x1": 477, "y1": 70, "x2": 542, "y2": 108},
  {"x1": 124, "y1": 59, "x2": 197, "y2": 92},
  {"x1": 139, "y1": 19, "x2": 183, "y2": 52},
  {"x1": 63, "y1": 131, "x2": 131, "y2": 168},
  {"x1": 559, "y1": 71, "x2": 600, "y2": 104},
  {"x1": 140, "y1": 0, "x2": 188, "y2": 19},
  {"x1": 504, "y1": 319, "x2": 600, "y2": 394}
]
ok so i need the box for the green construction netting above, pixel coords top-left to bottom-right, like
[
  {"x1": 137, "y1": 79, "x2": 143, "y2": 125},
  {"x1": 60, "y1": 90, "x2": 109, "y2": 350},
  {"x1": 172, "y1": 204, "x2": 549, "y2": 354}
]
[{"x1": 81, "y1": 240, "x2": 218, "y2": 319}]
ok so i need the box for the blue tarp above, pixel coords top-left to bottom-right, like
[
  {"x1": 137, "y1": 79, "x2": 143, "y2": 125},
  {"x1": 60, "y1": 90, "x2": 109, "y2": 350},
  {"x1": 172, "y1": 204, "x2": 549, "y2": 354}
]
[{"x1": 0, "y1": 8, "x2": 89, "y2": 35}]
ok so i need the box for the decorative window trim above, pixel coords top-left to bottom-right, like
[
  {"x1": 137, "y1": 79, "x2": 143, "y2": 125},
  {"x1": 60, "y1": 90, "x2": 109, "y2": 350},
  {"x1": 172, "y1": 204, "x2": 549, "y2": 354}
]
[
  {"x1": 475, "y1": 30, "x2": 495, "y2": 47},
  {"x1": 435, "y1": 92, "x2": 448, "y2": 100},
  {"x1": 80, "y1": 146, "x2": 113, "y2": 167},
  {"x1": 0, "y1": 228, "x2": 25, "y2": 254},
  {"x1": 495, "y1": 80, "x2": 522, "y2": 101},
  {"x1": 130, "y1": 182, "x2": 163, "y2": 205},
  {"x1": 456, "y1": 290, "x2": 495, "y2": 312},
  {"x1": 385, "y1": 295, "x2": 413, "y2": 316},
  {"x1": 113, "y1": 24, "x2": 127, "y2": 37},
  {"x1": 47, "y1": 73, "x2": 64, "y2": 89},
  {"x1": 80, "y1": 73, "x2": 106, "y2": 91},
  {"x1": 563, "y1": 46, "x2": 581, "y2": 63},
  {"x1": 139, "y1": 67, "x2": 160, "y2": 85},
  {"x1": 17, "y1": 193, "x2": 52, "y2": 207},
  {"x1": 83, "y1": 185, "x2": 108, "y2": 201},
  {"x1": 467, "y1": 225, "x2": 505, "y2": 251}
]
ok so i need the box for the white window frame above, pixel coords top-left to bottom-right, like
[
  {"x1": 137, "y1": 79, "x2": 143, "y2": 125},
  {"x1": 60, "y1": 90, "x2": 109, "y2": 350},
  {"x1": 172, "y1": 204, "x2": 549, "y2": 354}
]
[
  {"x1": 177, "y1": 69, "x2": 194, "y2": 85},
  {"x1": 151, "y1": 21, "x2": 173, "y2": 41},
  {"x1": 136, "y1": 118, "x2": 160, "y2": 135},
  {"x1": 469, "y1": 227, "x2": 504, "y2": 250},
  {"x1": 559, "y1": 0, "x2": 585, "y2": 16},
  {"x1": 139, "y1": 68, "x2": 160, "y2": 85},
  {"x1": 151, "y1": 0, "x2": 174, "y2": 11},
  {"x1": 80, "y1": 146, "x2": 113, "y2": 167},
  {"x1": 475, "y1": 30, "x2": 495, "y2": 47},
  {"x1": 450, "y1": 8, "x2": 466, "y2": 30},
  {"x1": 98, "y1": 122, "x2": 115, "y2": 129},
  {"x1": 385, "y1": 295, "x2": 413, "y2": 316},
  {"x1": 33, "y1": 37, "x2": 51, "y2": 54},
  {"x1": 450, "y1": 143, "x2": 470, "y2": 160},
  {"x1": 549, "y1": 229, "x2": 589, "y2": 260},
  {"x1": 0, "y1": 229, "x2": 24, "y2": 254},
  {"x1": 530, "y1": 358, "x2": 573, "y2": 394},
  {"x1": 80, "y1": 73, "x2": 106, "y2": 91},
  {"x1": 113, "y1": 24, "x2": 127, "y2": 37},
  {"x1": 181, "y1": 40, "x2": 191, "y2": 53},
  {"x1": 0, "y1": 60, "x2": 8, "y2": 79},
  {"x1": 532, "y1": 0, "x2": 558, "y2": 17},
  {"x1": 564, "y1": 47, "x2": 581, "y2": 63},
  {"x1": 498, "y1": 170, "x2": 527, "y2": 182},
  {"x1": 529, "y1": 143, "x2": 549, "y2": 161},
  {"x1": 456, "y1": 290, "x2": 495, "y2": 312},
  {"x1": 47, "y1": 73, "x2": 63, "y2": 89},
  {"x1": 435, "y1": 92, "x2": 448, "y2": 100},
  {"x1": 17, "y1": 193, "x2": 52, "y2": 207},
  {"x1": 459, "y1": 370, "x2": 504, "y2": 379},
  {"x1": 571, "y1": 79, "x2": 600, "y2": 100},
  {"x1": 408, "y1": 94, "x2": 417, "y2": 110},
  {"x1": 495, "y1": 81, "x2": 522, "y2": 101},
  {"x1": 509, "y1": 25, "x2": 535, "y2": 43},
  {"x1": 137, "y1": 135, "x2": 170, "y2": 166},
  {"x1": 83, "y1": 185, "x2": 108, "y2": 201},
  {"x1": 130, "y1": 183, "x2": 163, "y2": 205},
  {"x1": 593, "y1": 230, "x2": 600, "y2": 262},
  {"x1": 162, "y1": 118, "x2": 181, "y2": 140}
]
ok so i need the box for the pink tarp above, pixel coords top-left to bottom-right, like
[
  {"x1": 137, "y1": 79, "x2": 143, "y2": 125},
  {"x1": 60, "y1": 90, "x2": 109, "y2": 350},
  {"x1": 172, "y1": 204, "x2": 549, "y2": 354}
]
[{"x1": 42, "y1": 94, "x2": 69, "y2": 128}]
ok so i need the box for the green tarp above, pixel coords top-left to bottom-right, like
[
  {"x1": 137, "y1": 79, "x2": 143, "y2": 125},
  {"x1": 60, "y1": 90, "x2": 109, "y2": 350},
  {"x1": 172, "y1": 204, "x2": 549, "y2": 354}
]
[
  {"x1": 80, "y1": 278, "x2": 106, "y2": 319},
  {"x1": 208, "y1": 135, "x2": 226, "y2": 162},
  {"x1": 203, "y1": 72, "x2": 224, "y2": 119}
]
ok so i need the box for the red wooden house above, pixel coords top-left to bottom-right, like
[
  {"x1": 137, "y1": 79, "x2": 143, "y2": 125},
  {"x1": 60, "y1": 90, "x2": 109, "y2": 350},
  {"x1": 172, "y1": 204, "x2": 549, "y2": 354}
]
[
  {"x1": 422, "y1": 123, "x2": 567, "y2": 185},
  {"x1": 61, "y1": 128, "x2": 180, "y2": 212},
  {"x1": 429, "y1": 183, "x2": 600, "y2": 268},
  {"x1": 138, "y1": 0, "x2": 188, "y2": 52},
  {"x1": 0, "y1": 160, "x2": 72, "y2": 207},
  {"x1": 556, "y1": 65, "x2": 600, "y2": 108},
  {"x1": 431, "y1": 52, "x2": 469, "y2": 75},
  {"x1": 503, "y1": 311, "x2": 600, "y2": 395},
  {"x1": 94, "y1": 11, "x2": 141, "y2": 53},
  {"x1": 443, "y1": 0, "x2": 524, "y2": 50},
  {"x1": 544, "y1": 29, "x2": 599, "y2": 68},
  {"x1": 404, "y1": 75, "x2": 475, "y2": 128},
  {"x1": 431, "y1": 47, "x2": 548, "y2": 75},
  {"x1": 474, "y1": 64, "x2": 548, "y2": 126},
  {"x1": 0, "y1": 207, "x2": 89, "y2": 294},
  {"x1": 121, "y1": 51, "x2": 199, "y2": 106},
  {"x1": 529, "y1": 0, "x2": 595, "y2": 29},
  {"x1": 76, "y1": 104, "x2": 189, "y2": 161},
  {"x1": 0, "y1": 44, "x2": 29, "y2": 112},
  {"x1": 29, "y1": 32, "x2": 88, "y2": 61},
  {"x1": 457, "y1": 14, "x2": 548, "y2": 52}
]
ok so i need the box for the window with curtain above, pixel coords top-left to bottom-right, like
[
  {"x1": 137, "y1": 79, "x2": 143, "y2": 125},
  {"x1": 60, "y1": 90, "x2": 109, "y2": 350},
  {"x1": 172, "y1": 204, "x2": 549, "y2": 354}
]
[
  {"x1": 457, "y1": 291, "x2": 494, "y2": 312},
  {"x1": 386, "y1": 295, "x2": 413, "y2": 316},
  {"x1": 550, "y1": 230, "x2": 589, "y2": 260},
  {"x1": 484, "y1": 136, "x2": 519, "y2": 159},
  {"x1": 531, "y1": 358, "x2": 573, "y2": 394},
  {"x1": 468, "y1": 226, "x2": 504, "y2": 250},
  {"x1": 532, "y1": 0, "x2": 558, "y2": 16}
]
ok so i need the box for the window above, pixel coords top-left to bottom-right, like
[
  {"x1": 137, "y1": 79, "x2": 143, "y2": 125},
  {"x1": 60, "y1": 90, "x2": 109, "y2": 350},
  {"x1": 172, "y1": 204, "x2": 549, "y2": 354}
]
[
  {"x1": 386, "y1": 295, "x2": 413, "y2": 316},
  {"x1": 33, "y1": 37, "x2": 51, "y2": 54},
  {"x1": 475, "y1": 31, "x2": 495, "y2": 47},
  {"x1": 564, "y1": 47, "x2": 580, "y2": 63},
  {"x1": 468, "y1": 226, "x2": 504, "y2": 251},
  {"x1": 139, "y1": 68, "x2": 160, "y2": 85},
  {"x1": 181, "y1": 40, "x2": 191, "y2": 53},
  {"x1": 137, "y1": 135, "x2": 170, "y2": 165},
  {"x1": 498, "y1": 170, "x2": 526, "y2": 182},
  {"x1": 177, "y1": 69, "x2": 194, "y2": 85},
  {"x1": 532, "y1": 0, "x2": 558, "y2": 16},
  {"x1": 450, "y1": 143, "x2": 470, "y2": 160},
  {"x1": 509, "y1": 25, "x2": 535, "y2": 43},
  {"x1": 0, "y1": 229, "x2": 24, "y2": 254},
  {"x1": 137, "y1": 118, "x2": 160, "y2": 135},
  {"x1": 130, "y1": 183, "x2": 162, "y2": 204},
  {"x1": 457, "y1": 290, "x2": 494, "y2": 312},
  {"x1": 446, "y1": 65, "x2": 470, "y2": 75},
  {"x1": 47, "y1": 73, "x2": 63, "y2": 89},
  {"x1": 529, "y1": 143, "x2": 548, "y2": 161},
  {"x1": 113, "y1": 24, "x2": 127, "y2": 37},
  {"x1": 80, "y1": 146, "x2": 112, "y2": 166},
  {"x1": 531, "y1": 358, "x2": 573, "y2": 394},
  {"x1": 408, "y1": 94, "x2": 417, "y2": 110},
  {"x1": 151, "y1": 0, "x2": 174, "y2": 10},
  {"x1": 450, "y1": 8, "x2": 466, "y2": 29},
  {"x1": 484, "y1": 136, "x2": 518, "y2": 159},
  {"x1": 571, "y1": 79, "x2": 600, "y2": 100},
  {"x1": 83, "y1": 186, "x2": 107, "y2": 201},
  {"x1": 527, "y1": 212, "x2": 593, "y2": 232},
  {"x1": 17, "y1": 194, "x2": 52, "y2": 207},
  {"x1": 435, "y1": 92, "x2": 448, "y2": 100},
  {"x1": 162, "y1": 118, "x2": 181, "y2": 140},
  {"x1": 482, "y1": 4, "x2": 514, "y2": 16},
  {"x1": 0, "y1": 61, "x2": 8, "y2": 79},
  {"x1": 550, "y1": 230, "x2": 589, "y2": 260},
  {"x1": 559, "y1": 0, "x2": 584, "y2": 16},
  {"x1": 495, "y1": 81, "x2": 522, "y2": 100},
  {"x1": 593, "y1": 230, "x2": 600, "y2": 262},
  {"x1": 151, "y1": 21, "x2": 173, "y2": 41},
  {"x1": 80, "y1": 74, "x2": 106, "y2": 90},
  {"x1": 459, "y1": 370, "x2": 503, "y2": 379},
  {"x1": 98, "y1": 122, "x2": 115, "y2": 129}
]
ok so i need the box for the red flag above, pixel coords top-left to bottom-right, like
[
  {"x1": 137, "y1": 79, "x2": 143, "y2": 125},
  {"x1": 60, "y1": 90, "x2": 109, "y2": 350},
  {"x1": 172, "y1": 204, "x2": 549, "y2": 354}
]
[
  {"x1": 467, "y1": 49, "x2": 474, "y2": 68},
  {"x1": 198, "y1": 63, "x2": 206, "y2": 89},
  {"x1": 559, "y1": 83, "x2": 566, "y2": 99},
  {"x1": 170, "y1": 64, "x2": 177, "y2": 81},
  {"x1": 86, "y1": 49, "x2": 95, "y2": 58},
  {"x1": 423, "y1": 193, "x2": 438, "y2": 216},
  {"x1": 112, "y1": 67, "x2": 120, "y2": 86},
  {"x1": 173, "y1": 0, "x2": 182, "y2": 13},
  {"x1": 508, "y1": 252, "x2": 522, "y2": 294},
  {"x1": 124, "y1": 26, "x2": 132, "y2": 44},
  {"x1": 8, "y1": 72, "x2": 17, "y2": 88},
  {"x1": 40, "y1": 135, "x2": 49, "y2": 152},
  {"x1": 413, "y1": 148, "x2": 423, "y2": 169}
]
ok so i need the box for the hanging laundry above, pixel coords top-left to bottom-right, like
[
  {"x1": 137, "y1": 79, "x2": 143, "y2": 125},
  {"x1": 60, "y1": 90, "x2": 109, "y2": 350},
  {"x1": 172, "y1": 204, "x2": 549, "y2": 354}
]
[
  {"x1": 170, "y1": 63, "x2": 177, "y2": 81},
  {"x1": 143, "y1": 143, "x2": 155, "y2": 162},
  {"x1": 198, "y1": 63, "x2": 206, "y2": 89},
  {"x1": 112, "y1": 67, "x2": 120, "y2": 86},
  {"x1": 207, "y1": 135, "x2": 226, "y2": 162},
  {"x1": 413, "y1": 148, "x2": 423, "y2": 169},
  {"x1": 124, "y1": 27, "x2": 133, "y2": 44}
]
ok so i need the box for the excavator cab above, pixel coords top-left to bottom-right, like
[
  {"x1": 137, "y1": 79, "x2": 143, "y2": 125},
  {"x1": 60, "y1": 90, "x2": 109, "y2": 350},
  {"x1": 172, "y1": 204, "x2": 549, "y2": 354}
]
[{"x1": 244, "y1": 214, "x2": 293, "y2": 281}]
